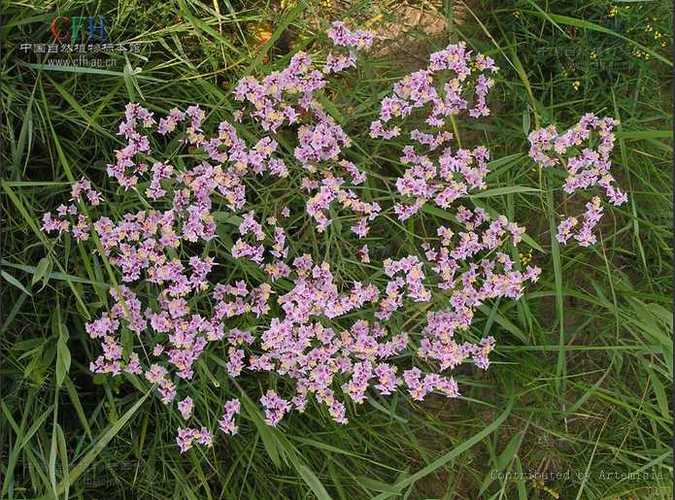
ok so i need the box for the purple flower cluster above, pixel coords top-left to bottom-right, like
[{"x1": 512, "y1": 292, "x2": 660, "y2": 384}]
[
  {"x1": 40, "y1": 22, "x2": 560, "y2": 454},
  {"x1": 324, "y1": 21, "x2": 374, "y2": 73},
  {"x1": 366, "y1": 43, "x2": 498, "y2": 220},
  {"x1": 393, "y1": 143, "x2": 490, "y2": 220},
  {"x1": 260, "y1": 390, "x2": 292, "y2": 426},
  {"x1": 528, "y1": 113, "x2": 627, "y2": 246},
  {"x1": 218, "y1": 399, "x2": 241, "y2": 436},
  {"x1": 232, "y1": 30, "x2": 380, "y2": 236},
  {"x1": 416, "y1": 208, "x2": 541, "y2": 370},
  {"x1": 370, "y1": 42, "x2": 498, "y2": 140},
  {"x1": 176, "y1": 426, "x2": 213, "y2": 453},
  {"x1": 41, "y1": 179, "x2": 102, "y2": 239}
]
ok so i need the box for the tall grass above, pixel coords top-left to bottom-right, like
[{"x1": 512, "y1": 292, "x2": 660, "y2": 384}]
[{"x1": 1, "y1": 0, "x2": 672, "y2": 498}]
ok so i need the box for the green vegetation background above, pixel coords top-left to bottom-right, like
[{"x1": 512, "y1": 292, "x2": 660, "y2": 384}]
[{"x1": 0, "y1": 0, "x2": 672, "y2": 498}]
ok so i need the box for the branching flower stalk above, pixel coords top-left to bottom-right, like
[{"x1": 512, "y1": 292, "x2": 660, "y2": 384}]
[{"x1": 42, "y1": 21, "x2": 624, "y2": 453}]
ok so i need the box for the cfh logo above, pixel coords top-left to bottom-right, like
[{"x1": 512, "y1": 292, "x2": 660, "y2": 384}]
[{"x1": 49, "y1": 16, "x2": 109, "y2": 43}]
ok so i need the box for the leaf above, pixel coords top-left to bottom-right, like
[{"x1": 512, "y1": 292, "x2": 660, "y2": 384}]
[
  {"x1": 18, "y1": 405, "x2": 54, "y2": 450},
  {"x1": 479, "y1": 430, "x2": 526, "y2": 495},
  {"x1": 64, "y1": 376, "x2": 92, "y2": 438},
  {"x1": 31, "y1": 256, "x2": 51, "y2": 288},
  {"x1": 213, "y1": 212, "x2": 243, "y2": 226},
  {"x1": 243, "y1": 0, "x2": 306, "y2": 74},
  {"x1": 522, "y1": 108, "x2": 531, "y2": 136},
  {"x1": 470, "y1": 186, "x2": 540, "y2": 199},
  {"x1": 56, "y1": 333, "x2": 71, "y2": 388},
  {"x1": 367, "y1": 396, "x2": 408, "y2": 424},
  {"x1": 478, "y1": 304, "x2": 528, "y2": 343},
  {"x1": 54, "y1": 319, "x2": 70, "y2": 387},
  {"x1": 54, "y1": 391, "x2": 150, "y2": 495},
  {"x1": 514, "y1": 457, "x2": 529, "y2": 500},
  {"x1": 1, "y1": 269, "x2": 32, "y2": 296},
  {"x1": 233, "y1": 383, "x2": 332, "y2": 496},
  {"x1": 648, "y1": 368, "x2": 670, "y2": 420},
  {"x1": 316, "y1": 93, "x2": 345, "y2": 124},
  {"x1": 373, "y1": 397, "x2": 515, "y2": 499},
  {"x1": 521, "y1": 233, "x2": 545, "y2": 253},
  {"x1": 237, "y1": 386, "x2": 284, "y2": 468},
  {"x1": 524, "y1": 10, "x2": 671, "y2": 66},
  {"x1": 487, "y1": 153, "x2": 525, "y2": 170},
  {"x1": 616, "y1": 130, "x2": 673, "y2": 141},
  {"x1": 421, "y1": 204, "x2": 457, "y2": 222},
  {"x1": 293, "y1": 463, "x2": 332, "y2": 500},
  {"x1": 55, "y1": 423, "x2": 70, "y2": 499},
  {"x1": 358, "y1": 476, "x2": 402, "y2": 494},
  {"x1": 2, "y1": 259, "x2": 108, "y2": 288}
]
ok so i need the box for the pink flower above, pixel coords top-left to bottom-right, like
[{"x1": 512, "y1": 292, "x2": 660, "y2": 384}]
[
  {"x1": 260, "y1": 390, "x2": 291, "y2": 426},
  {"x1": 529, "y1": 115, "x2": 626, "y2": 247},
  {"x1": 38, "y1": 21, "x2": 569, "y2": 452},
  {"x1": 178, "y1": 397, "x2": 194, "y2": 420},
  {"x1": 218, "y1": 399, "x2": 241, "y2": 435}
]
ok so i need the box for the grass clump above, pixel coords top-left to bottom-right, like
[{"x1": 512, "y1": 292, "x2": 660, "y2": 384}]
[{"x1": 1, "y1": 0, "x2": 672, "y2": 498}]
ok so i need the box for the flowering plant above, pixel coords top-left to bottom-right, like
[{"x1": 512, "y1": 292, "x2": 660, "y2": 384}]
[{"x1": 42, "y1": 21, "x2": 623, "y2": 453}]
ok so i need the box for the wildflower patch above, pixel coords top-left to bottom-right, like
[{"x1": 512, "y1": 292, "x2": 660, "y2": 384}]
[{"x1": 41, "y1": 21, "x2": 625, "y2": 453}]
